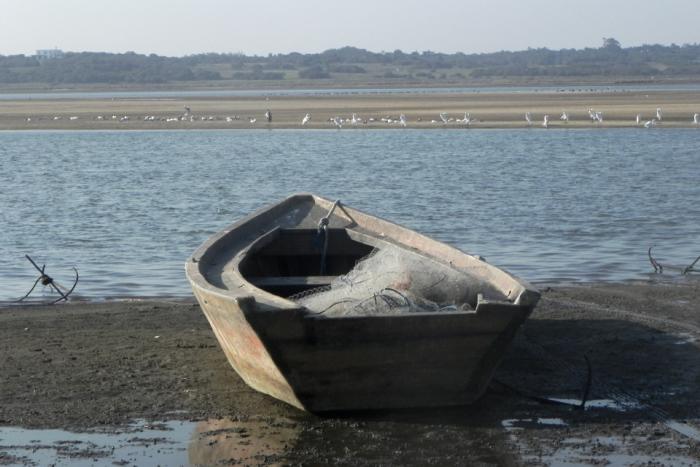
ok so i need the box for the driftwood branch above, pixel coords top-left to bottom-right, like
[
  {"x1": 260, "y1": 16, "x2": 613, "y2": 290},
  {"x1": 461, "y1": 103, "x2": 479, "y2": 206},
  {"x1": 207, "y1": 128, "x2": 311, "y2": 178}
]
[
  {"x1": 683, "y1": 255, "x2": 700, "y2": 275},
  {"x1": 648, "y1": 247, "x2": 698, "y2": 275},
  {"x1": 16, "y1": 255, "x2": 79, "y2": 304},
  {"x1": 648, "y1": 247, "x2": 663, "y2": 273}
]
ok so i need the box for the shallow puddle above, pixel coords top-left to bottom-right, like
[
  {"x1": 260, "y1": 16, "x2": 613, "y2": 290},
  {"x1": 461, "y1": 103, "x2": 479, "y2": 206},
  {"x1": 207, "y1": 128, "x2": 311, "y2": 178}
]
[{"x1": 0, "y1": 416, "x2": 298, "y2": 466}]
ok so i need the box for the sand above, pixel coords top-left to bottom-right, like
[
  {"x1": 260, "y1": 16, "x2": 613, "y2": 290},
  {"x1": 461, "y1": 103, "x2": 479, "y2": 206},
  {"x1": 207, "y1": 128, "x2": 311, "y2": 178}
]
[
  {"x1": 2, "y1": 90, "x2": 700, "y2": 130},
  {"x1": 2, "y1": 280, "x2": 699, "y2": 465}
]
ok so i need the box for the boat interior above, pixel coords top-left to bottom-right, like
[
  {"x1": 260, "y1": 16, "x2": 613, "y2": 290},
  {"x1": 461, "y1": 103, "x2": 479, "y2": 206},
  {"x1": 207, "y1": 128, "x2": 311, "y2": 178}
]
[{"x1": 239, "y1": 228, "x2": 376, "y2": 297}]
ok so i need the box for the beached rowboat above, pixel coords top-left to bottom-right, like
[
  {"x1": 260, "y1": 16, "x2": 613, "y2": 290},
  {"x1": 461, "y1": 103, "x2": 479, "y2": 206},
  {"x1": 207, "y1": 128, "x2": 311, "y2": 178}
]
[{"x1": 185, "y1": 193, "x2": 540, "y2": 411}]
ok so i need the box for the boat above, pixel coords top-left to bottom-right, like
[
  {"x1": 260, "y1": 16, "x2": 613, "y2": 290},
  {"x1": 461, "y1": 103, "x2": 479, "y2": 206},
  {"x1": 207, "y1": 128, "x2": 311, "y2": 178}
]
[{"x1": 185, "y1": 193, "x2": 540, "y2": 412}]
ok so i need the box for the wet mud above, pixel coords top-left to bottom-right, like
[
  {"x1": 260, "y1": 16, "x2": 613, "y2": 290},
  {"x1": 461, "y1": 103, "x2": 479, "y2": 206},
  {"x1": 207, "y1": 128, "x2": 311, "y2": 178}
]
[{"x1": 1, "y1": 280, "x2": 699, "y2": 465}]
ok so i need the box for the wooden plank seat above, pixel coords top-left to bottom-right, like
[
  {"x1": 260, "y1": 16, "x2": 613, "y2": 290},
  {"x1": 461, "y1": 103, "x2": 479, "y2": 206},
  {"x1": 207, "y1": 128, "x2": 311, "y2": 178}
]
[{"x1": 248, "y1": 275, "x2": 338, "y2": 288}]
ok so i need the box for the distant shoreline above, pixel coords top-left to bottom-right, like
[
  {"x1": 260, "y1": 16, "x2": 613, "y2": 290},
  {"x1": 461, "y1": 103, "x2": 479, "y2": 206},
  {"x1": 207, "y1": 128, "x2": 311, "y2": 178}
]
[{"x1": 2, "y1": 88, "x2": 699, "y2": 130}]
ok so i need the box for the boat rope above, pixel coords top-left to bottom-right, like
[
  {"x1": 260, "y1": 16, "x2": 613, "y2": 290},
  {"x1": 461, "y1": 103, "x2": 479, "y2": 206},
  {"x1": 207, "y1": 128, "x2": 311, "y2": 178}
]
[{"x1": 318, "y1": 199, "x2": 341, "y2": 275}]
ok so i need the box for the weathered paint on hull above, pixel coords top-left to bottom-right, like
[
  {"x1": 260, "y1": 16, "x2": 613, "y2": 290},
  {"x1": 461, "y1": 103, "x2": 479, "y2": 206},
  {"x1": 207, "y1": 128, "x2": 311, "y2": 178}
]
[{"x1": 192, "y1": 284, "x2": 532, "y2": 412}]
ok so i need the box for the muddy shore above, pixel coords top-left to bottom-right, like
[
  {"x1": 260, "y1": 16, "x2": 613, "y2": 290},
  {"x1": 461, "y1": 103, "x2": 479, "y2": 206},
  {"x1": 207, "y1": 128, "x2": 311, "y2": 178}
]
[{"x1": 1, "y1": 280, "x2": 700, "y2": 465}]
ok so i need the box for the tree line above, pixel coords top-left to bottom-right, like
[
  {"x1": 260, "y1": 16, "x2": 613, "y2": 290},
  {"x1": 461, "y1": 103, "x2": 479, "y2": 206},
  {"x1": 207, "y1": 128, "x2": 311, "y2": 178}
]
[{"x1": 1, "y1": 39, "x2": 699, "y2": 85}]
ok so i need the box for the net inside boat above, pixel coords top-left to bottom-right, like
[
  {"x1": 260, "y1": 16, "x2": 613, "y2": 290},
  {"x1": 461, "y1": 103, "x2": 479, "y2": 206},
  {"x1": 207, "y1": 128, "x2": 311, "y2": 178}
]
[{"x1": 291, "y1": 245, "x2": 476, "y2": 317}]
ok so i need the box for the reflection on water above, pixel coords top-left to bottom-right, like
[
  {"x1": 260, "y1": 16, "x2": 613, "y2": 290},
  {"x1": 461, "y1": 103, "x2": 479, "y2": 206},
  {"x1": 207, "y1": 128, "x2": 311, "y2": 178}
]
[
  {"x1": 0, "y1": 417, "x2": 298, "y2": 466},
  {"x1": 189, "y1": 417, "x2": 299, "y2": 466}
]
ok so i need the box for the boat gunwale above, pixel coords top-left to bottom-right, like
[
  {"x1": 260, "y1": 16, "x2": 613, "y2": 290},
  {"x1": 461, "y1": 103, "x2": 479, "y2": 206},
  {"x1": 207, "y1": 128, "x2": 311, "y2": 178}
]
[{"x1": 185, "y1": 193, "x2": 540, "y2": 314}]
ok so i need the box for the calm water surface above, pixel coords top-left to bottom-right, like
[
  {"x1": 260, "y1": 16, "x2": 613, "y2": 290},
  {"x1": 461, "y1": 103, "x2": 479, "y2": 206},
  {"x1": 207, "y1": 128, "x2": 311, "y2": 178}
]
[
  {"x1": 3, "y1": 83, "x2": 700, "y2": 100},
  {"x1": 1, "y1": 129, "x2": 698, "y2": 300}
]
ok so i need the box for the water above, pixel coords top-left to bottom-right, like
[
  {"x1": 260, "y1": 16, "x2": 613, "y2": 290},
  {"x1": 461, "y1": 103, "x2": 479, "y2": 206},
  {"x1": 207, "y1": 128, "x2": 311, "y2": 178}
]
[
  {"x1": 1, "y1": 129, "x2": 698, "y2": 301},
  {"x1": 0, "y1": 417, "x2": 298, "y2": 466},
  {"x1": 2, "y1": 83, "x2": 700, "y2": 100}
]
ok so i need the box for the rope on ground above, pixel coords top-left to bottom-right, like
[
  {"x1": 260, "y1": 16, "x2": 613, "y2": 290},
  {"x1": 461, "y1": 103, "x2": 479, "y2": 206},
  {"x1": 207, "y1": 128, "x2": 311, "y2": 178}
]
[{"x1": 491, "y1": 355, "x2": 593, "y2": 410}]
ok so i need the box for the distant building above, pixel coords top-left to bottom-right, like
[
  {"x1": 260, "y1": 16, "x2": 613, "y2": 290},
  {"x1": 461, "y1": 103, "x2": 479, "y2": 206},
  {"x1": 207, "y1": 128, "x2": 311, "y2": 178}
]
[{"x1": 35, "y1": 49, "x2": 64, "y2": 59}]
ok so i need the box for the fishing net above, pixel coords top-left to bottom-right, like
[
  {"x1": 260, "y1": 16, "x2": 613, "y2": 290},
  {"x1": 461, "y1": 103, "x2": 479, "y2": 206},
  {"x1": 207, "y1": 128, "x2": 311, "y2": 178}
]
[{"x1": 292, "y1": 246, "x2": 476, "y2": 317}]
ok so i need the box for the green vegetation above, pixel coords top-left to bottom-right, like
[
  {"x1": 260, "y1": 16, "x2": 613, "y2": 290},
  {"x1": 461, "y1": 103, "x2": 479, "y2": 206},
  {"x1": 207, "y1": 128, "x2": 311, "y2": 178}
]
[{"x1": 1, "y1": 39, "x2": 699, "y2": 86}]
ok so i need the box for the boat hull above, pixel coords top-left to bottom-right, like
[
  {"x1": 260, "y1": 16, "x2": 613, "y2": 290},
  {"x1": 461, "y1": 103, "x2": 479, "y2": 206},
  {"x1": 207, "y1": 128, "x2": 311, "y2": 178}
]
[{"x1": 186, "y1": 193, "x2": 539, "y2": 412}]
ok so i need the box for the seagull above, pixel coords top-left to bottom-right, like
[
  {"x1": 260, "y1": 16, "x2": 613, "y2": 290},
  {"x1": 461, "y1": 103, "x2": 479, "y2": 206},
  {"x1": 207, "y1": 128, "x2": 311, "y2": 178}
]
[
  {"x1": 265, "y1": 110, "x2": 272, "y2": 123},
  {"x1": 644, "y1": 118, "x2": 657, "y2": 128},
  {"x1": 302, "y1": 113, "x2": 311, "y2": 126},
  {"x1": 656, "y1": 107, "x2": 663, "y2": 121},
  {"x1": 399, "y1": 114, "x2": 407, "y2": 127},
  {"x1": 560, "y1": 111, "x2": 569, "y2": 123},
  {"x1": 332, "y1": 116, "x2": 343, "y2": 128},
  {"x1": 636, "y1": 114, "x2": 641, "y2": 125},
  {"x1": 183, "y1": 106, "x2": 191, "y2": 117},
  {"x1": 439, "y1": 113, "x2": 448, "y2": 124},
  {"x1": 542, "y1": 115, "x2": 549, "y2": 128},
  {"x1": 693, "y1": 113, "x2": 699, "y2": 125},
  {"x1": 351, "y1": 113, "x2": 360, "y2": 125},
  {"x1": 525, "y1": 112, "x2": 532, "y2": 126},
  {"x1": 249, "y1": 117, "x2": 257, "y2": 124}
]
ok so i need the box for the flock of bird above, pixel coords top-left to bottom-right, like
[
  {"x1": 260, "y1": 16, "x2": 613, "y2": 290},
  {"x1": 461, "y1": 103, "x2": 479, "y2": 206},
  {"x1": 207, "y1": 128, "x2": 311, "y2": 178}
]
[
  {"x1": 524, "y1": 107, "x2": 700, "y2": 129},
  {"x1": 24, "y1": 105, "x2": 700, "y2": 128}
]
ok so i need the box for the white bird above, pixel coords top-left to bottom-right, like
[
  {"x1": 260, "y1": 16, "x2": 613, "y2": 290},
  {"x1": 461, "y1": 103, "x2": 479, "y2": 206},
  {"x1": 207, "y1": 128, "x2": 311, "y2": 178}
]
[
  {"x1": 332, "y1": 116, "x2": 342, "y2": 128},
  {"x1": 560, "y1": 111, "x2": 569, "y2": 123},
  {"x1": 439, "y1": 112, "x2": 448, "y2": 124},
  {"x1": 636, "y1": 114, "x2": 641, "y2": 125},
  {"x1": 594, "y1": 111, "x2": 603, "y2": 123},
  {"x1": 458, "y1": 112, "x2": 473, "y2": 126},
  {"x1": 693, "y1": 113, "x2": 699, "y2": 125},
  {"x1": 302, "y1": 113, "x2": 311, "y2": 126},
  {"x1": 226, "y1": 116, "x2": 233, "y2": 122},
  {"x1": 69, "y1": 116, "x2": 79, "y2": 121},
  {"x1": 542, "y1": 115, "x2": 549, "y2": 128},
  {"x1": 588, "y1": 108, "x2": 597, "y2": 121},
  {"x1": 525, "y1": 112, "x2": 532, "y2": 126},
  {"x1": 644, "y1": 118, "x2": 657, "y2": 128},
  {"x1": 120, "y1": 116, "x2": 129, "y2": 122},
  {"x1": 96, "y1": 115, "x2": 104, "y2": 120},
  {"x1": 26, "y1": 117, "x2": 31, "y2": 122},
  {"x1": 656, "y1": 107, "x2": 663, "y2": 121},
  {"x1": 399, "y1": 114, "x2": 407, "y2": 127},
  {"x1": 249, "y1": 117, "x2": 257, "y2": 124},
  {"x1": 351, "y1": 113, "x2": 360, "y2": 125}
]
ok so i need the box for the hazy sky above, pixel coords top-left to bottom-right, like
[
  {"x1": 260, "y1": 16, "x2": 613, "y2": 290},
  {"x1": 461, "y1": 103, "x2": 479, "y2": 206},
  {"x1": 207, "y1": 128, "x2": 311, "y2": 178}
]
[{"x1": 1, "y1": 0, "x2": 699, "y2": 57}]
